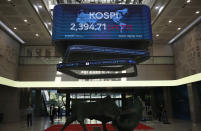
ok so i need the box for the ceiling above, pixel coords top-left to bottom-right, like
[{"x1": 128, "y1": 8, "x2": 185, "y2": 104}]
[
  {"x1": 0, "y1": 0, "x2": 52, "y2": 45},
  {"x1": 152, "y1": 0, "x2": 201, "y2": 44},
  {"x1": 0, "y1": 0, "x2": 201, "y2": 46}
]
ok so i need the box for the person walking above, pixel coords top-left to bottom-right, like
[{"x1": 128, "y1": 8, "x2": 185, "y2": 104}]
[
  {"x1": 57, "y1": 106, "x2": 61, "y2": 118},
  {"x1": 161, "y1": 106, "x2": 169, "y2": 124},
  {"x1": 50, "y1": 105, "x2": 56, "y2": 124},
  {"x1": 158, "y1": 104, "x2": 164, "y2": 121},
  {"x1": 26, "y1": 105, "x2": 33, "y2": 127}
]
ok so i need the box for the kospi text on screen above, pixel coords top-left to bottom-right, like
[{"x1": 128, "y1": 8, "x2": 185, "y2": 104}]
[{"x1": 52, "y1": 4, "x2": 152, "y2": 41}]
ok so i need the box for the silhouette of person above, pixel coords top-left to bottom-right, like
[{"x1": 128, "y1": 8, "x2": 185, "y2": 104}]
[
  {"x1": 58, "y1": 106, "x2": 61, "y2": 118},
  {"x1": 26, "y1": 105, "x2": 33, "y2": 127},
  {"x1": 50, "y1": 105, "x2": 56, "y2": 124}
]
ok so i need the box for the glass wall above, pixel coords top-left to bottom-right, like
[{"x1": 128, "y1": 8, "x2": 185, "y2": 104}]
[
  {"x1": 40, "y1": 89, "x2": 155, "y2": 123},
  {"x1": 70, "y1": 92, "x2": 122, "y2": 107},
  {"x1": 171, "y1": 85, "x2": 190, "y2": 120}
]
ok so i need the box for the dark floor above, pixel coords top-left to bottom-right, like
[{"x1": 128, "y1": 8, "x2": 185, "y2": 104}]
[{"x1": 0, "y1": 117, "x2": 201, "y2": 131}]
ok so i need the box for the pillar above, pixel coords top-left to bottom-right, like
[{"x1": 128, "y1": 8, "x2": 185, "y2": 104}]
[
  {"x1": 150, "y1": 89, "x2": 157, "y2": 119},
  {"x1": 121, "y1": 93, "x2": 126, "y2": 110},
  {"x1": 35, "y1": 89, "x2": 42, "y2": 116},
  {"x1": 163, "y1": 87, "x2": 173, "y2": 120},
  {"x1": 19, "y1": 88, "x2": 31, "y2": 109},
  {"x1": 66, "y1": 92, "x2": 70, "y2": 117},
  {"x1": 187, "y1": 83, "x2": 201, "y2": 125}
]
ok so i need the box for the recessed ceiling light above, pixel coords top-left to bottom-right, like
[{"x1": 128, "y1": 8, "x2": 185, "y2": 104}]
[
  {"x1": 13, "y1": 27, "x2": 17, "y2": 30},
  {"x1": 186, "y1": 0, "x2": 191, "y2": 3},
  {"x1": 35, "y1": 33, "x2": 39, "y2": 37},
  {"x1": 24, "y1": 19, "x2": 28, "y2": 23},
  {"x1": 177, "y1": 27, "x2": 181, "y2": 30},
  {"x1": 48, "y1": 22, "x2": 51, "y2": 25},
  {"x1": 155, "y1": 6, "x2": 159, "y2": 10},
  {"x1": 168, "y1": 20, "x2": 172, "y2": 23},
  {"x1": 195, "y1": 10, "x2": 200, "y2": 14},
  {"x1": 156, "y1": 34, "x2": 159, "y2": 37},
  {"x1": 7, "y1": 0, "x2": 11, "y2": 2},
  {"x1": 38, "y1": 5, "x2": 42, "y2": 9}
]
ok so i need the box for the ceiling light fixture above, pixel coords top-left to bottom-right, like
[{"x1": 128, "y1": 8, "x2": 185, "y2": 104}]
[
  {"x1": 13, "y1": 27, "x2": 17, "y2": 30},
  {"x1": 155, "y1": 6, "x2": 159, "y2": 10},
  {"x1": 7, "y1": 0, "x2": 11, "y2": 2},
  {"x1": 195, "y1": 10, "x2": 200, "y2": 14},
  {"x1": 35, "y1": 33, "x2": 39, "y2": 37},
  {"x1": 156, "y1": 34, "x2": 159, "y2": 37},
  {"x1": 177, "y1": 27, "x2": 181, "y2": 30},
  {"x1": 48, "y1": 22, "x2": 51, "y2": 25},
  {"x1": 38, "y1": 5, "x2": 42, "y2": 9},
  {"x1": 168, "y1": 20, "x2": 172, "y2": 23},
  {"x1": 186, "y1": 0, "x2": 191, "y2": 3},
  {"x1": 24, "y1": 19, "x2": 28, "y2": 23}
]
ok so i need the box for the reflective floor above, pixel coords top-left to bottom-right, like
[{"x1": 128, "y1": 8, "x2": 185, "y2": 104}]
[{"x1": 0, "y1": 117, "x2": 201, "y2": 131}]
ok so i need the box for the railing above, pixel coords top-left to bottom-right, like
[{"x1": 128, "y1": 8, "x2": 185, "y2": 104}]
[{"x1": 19, "y1": 56, "x2": 174, "y2": 65}]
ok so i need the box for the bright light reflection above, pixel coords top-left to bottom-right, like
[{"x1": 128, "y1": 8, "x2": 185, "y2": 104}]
[
  {"x1": 121, "y1": 70, "x2": 127, "y2": 81},
  {"x1": 158, "y1": 6, "x2": 164, "y2": 14},
  {"x1": 55, "y1": 77, "x2": 61, "y2": 82},
  {"x1": 56, "y1": 71, "x2": 62, "y2": 75}
]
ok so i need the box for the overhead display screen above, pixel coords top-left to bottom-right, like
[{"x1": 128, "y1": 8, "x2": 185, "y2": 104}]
[{"x1": 52, "y1": 4, "x2": 152, "y2": 41}]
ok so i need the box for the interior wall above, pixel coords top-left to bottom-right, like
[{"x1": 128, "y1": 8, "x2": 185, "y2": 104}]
[
  {"x1": 173, "y1": 22, "x2": 201, "y2": 79},
  {"x1": 0, "y1": 86, "x2": 21, "y2": 123},
  {"x1": 152, "y1": 43, "x2": 173, "y2": 56},
  {"x1": 0, "y1": 28, "x2": 20, "y2": 80},
  {"x1": 22, "y1": 45, "x2": 56, "y2": 57}
]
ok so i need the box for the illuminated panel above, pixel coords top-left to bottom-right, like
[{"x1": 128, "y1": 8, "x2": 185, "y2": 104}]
[
  {"x1": 57, "y1": 58, "x2": 136, "y2": 68},
  {"x1": 56, "y1": 59, "x2": 137, "y2": 79},
  {"x1": 67, "y1": 45, "x2": 149, "y2": 56},
  {"x1": 52, "y1": 4, "x2": 152, "y2": 41}
]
